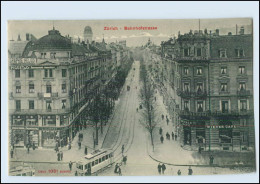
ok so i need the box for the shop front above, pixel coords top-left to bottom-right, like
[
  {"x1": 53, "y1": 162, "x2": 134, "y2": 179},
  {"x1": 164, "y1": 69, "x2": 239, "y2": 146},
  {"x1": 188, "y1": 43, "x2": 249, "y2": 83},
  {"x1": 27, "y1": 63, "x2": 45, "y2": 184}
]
[
  {"x1": 12, "y1": 128, "x2": 25, "y2": 147},
  {"x1": 41, "y1": 128, "x2": 58, "y2": 148}
]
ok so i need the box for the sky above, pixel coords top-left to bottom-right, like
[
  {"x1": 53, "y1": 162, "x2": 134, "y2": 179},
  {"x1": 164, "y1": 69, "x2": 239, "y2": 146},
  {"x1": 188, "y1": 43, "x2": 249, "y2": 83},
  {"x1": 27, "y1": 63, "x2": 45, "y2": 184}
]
[{"x1": 8, "y1": 18, "x2": 252, "y2": 47}]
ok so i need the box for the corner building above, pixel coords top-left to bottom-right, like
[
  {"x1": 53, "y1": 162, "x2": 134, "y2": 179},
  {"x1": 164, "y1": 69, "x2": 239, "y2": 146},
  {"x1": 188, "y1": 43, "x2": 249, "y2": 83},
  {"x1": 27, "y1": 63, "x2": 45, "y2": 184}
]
[
  {"x1": 159, "y1": 28, "x2": 254, "y2": 151},
  {"x1": 9, "y1": 28, "x2": 117, "y2": 148}
]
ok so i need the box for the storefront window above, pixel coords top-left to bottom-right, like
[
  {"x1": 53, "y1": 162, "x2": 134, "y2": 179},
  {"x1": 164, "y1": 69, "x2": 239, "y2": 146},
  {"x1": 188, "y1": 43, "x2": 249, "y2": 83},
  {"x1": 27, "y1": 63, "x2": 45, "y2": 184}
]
[
  {"x1": 13, "y1": 115, "x2": 24, "y2": 126},
  {"x1": 60, "y1": 115, "x2": 69, "y2": 126},
  {"x1": 43, "y1": 115, "x2": 56, "y2": 126},
  {"x1": 42, "y1": 130, "x2": 58, "y2": 147},
  {"x1": 196, "y1": 121, "x2": 205, "y2": 143},
  {"x1": 12, "y1": 129, "x2": 25, "y2": 147},
  {"x1": 219, "y1": 121, "x2": 232, "y2": 143},
  {"x1": 26, "y1": 115, "x2": 38, "y2": 126}
]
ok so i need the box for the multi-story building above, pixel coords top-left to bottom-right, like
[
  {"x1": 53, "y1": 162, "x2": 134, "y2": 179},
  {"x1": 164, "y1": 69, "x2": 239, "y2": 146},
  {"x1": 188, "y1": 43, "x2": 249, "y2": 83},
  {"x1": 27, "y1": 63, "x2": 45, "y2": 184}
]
[
  {"x1": 9, "y1": 27, "x2": 128, "y2": 148},
  {"x1": 153, "y1": 27, "x2": 254, "y2": 152}
]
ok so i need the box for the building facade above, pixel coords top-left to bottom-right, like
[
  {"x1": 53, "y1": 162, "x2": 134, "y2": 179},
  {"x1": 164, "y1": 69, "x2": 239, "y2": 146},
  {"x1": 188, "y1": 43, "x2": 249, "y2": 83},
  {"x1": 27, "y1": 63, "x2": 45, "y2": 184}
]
[
  {"x1": 151, "y1": 27, "x2": 254, "y2": 152},
  {"x1": 9, "y1": 27, "x2": 129, "y2": 148}
]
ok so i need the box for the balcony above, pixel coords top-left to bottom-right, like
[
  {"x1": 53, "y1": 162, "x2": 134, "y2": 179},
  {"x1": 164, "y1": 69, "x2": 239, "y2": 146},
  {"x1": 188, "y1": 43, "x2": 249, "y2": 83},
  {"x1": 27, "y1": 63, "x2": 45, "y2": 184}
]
[
  {"x1": 237, "y1": 90, "x2": 251, "y2": 96},
  {"x1": 38, "y1": 92, "x2": 58, "y2": 99},
  {"x1": 9, "y1": 108, "x2": 70, "y2": 115},
  {"x1": 179, "y1": 110, "x2": 211, "y2": 119},
  {"x1": 178, "y1": 109, "x2": 254, "y2": 119},
  {"x1": 175, "y1": 56, "x2": 209, "y2": 62},
  {"x1": 210, "y1": 110, "x2": 254, "y2": 117},
  {"x1": 177, "y1": 89, "x2": 207, "y2": 98}
]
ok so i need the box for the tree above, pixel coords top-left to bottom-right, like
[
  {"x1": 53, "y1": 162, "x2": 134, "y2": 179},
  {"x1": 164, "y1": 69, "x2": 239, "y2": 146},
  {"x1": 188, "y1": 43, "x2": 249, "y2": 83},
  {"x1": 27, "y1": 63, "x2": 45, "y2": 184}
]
[{"x1": 139, "y1": 61, "x2": 158, "y2": 151}]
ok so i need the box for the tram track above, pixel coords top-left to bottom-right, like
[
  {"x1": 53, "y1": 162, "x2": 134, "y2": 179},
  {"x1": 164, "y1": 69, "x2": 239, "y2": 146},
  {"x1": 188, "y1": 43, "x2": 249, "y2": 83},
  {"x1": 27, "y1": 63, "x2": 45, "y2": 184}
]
[{"x1": 93, "y1": 61, "x2": 140, "y2": 175}]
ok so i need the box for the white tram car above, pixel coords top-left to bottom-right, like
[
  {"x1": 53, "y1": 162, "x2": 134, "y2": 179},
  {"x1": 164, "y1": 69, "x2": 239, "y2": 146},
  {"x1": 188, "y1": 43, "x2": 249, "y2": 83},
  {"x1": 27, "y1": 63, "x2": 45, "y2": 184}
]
[{"x1": 76, "y1": 149, "x2": 114, "y2": 176}]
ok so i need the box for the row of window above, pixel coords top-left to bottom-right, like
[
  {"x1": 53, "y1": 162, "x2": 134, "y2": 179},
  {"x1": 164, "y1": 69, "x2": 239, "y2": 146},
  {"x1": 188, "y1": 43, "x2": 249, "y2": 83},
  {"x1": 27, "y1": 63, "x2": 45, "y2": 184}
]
[
  {"x1": 218, "y1": 49, "x2": 245, "y2": 58},
  {"x1": 183, "y1": 66, "x2": 246, "y2": 76},
  {"x1": 183, "y1": 48, "x2": 203, "y2": 57},
  {"x1": 15, "y1": 99, "x2": 67, "y2": 110},
  {"x1": 183, "y1": 99, "x2": 248, "y2": 112},
  {"x1": 15, "y1": 83, "x2": 68, "y2": 94},
  {"x1": 14, "y1": 69, "x2": 68, "y2": 78},
  {"x1": 182, "y1": 48, "x2": 245, "y2": 58},
  {"x1": 182, "y1": 81, "x2": 247, "y2": 92}
]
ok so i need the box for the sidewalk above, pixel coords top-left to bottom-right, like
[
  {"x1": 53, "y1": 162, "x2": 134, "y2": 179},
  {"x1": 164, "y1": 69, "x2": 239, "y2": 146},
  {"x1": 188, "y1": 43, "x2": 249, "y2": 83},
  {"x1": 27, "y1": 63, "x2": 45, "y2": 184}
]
[
  {"x1": 148, "y1": 90, "x2": 203, "y2": 165},
  {"x1": 147, "y1": 87, "x2": 256, "y2": 168}
]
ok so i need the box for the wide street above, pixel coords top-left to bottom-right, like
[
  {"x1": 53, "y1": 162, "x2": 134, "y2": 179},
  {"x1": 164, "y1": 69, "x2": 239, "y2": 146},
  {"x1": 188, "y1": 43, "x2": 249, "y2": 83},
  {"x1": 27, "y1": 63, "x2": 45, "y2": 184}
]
[{"x1": 10, "y1": 58, "x2": 254, "y2": 176}]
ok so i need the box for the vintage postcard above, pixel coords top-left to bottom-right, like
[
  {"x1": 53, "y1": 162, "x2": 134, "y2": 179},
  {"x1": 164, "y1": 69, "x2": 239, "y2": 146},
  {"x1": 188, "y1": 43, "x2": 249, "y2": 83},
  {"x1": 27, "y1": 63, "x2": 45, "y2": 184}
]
[{"x1": 8, "y1": 18, "x2": 256, "y2": 176}]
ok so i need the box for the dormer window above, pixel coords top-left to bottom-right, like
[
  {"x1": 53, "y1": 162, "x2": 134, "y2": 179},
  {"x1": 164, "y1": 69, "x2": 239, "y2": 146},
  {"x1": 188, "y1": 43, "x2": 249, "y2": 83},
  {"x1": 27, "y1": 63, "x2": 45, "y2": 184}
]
[
  {"x1": 221, "y1": 66, "x2": 227, "y2": 75},
  {"x1": 235, "y1": 49, "x2": 245, "y2": 57},
  {"x1": 196, "y1": 48, "x2": 202, "y2": 57},
  {"x1": 184, "y1": 48, "x2": 190, "y2": 57},
  {"x1": 41, "y1": 52, "x2": 46, "y2": 59},
  {"x1": 196, "y1": 67, "x2": 203, "y2": 75},
  {"x1": 50, "y1": 52, "x2": 56, "y2": 59},
  {"x1": 218, "y1": 49, "x2": 227, "y2": 58}
]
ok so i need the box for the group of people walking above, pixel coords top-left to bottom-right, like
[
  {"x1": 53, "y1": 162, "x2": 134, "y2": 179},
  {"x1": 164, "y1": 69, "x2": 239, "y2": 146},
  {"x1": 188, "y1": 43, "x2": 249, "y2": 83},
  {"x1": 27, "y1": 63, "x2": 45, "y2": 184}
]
[
  {"x1": 159, "y1": 127, "x2": 177, "y2": 143},
  {"x1": 157, "y1": 163, "x2": 167, "y2": 175},
  {"x1": 57, "y1": 151, "x2": 64, "y2": 161},
  {"x1": 157, "y1": 163, "x2": 193, "y2": 175}
]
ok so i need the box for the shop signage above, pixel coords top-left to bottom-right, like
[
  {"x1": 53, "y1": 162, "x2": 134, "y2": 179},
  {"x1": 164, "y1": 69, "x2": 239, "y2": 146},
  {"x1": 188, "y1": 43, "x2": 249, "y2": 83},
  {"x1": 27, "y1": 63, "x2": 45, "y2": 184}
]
[{"x1": 206, "y1": 125, "x2": 237, "y2": 129}]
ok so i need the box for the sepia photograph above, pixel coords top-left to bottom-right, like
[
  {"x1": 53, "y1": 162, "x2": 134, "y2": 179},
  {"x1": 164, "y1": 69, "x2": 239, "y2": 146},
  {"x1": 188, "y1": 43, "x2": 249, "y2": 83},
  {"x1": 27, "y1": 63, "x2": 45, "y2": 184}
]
[{"x1": 1, "y1": 1, "x2": 259, "y2": 183}]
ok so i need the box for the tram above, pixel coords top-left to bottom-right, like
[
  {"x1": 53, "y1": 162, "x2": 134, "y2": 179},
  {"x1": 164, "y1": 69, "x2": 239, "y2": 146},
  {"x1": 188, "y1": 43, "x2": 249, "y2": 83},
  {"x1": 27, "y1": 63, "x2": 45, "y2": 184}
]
[
  {"x1": 9, "y1": 165, "x2": 35, "y2": 176},
  {"x1": 76, "y1": 149, "x2": 114, "y2": 176}
]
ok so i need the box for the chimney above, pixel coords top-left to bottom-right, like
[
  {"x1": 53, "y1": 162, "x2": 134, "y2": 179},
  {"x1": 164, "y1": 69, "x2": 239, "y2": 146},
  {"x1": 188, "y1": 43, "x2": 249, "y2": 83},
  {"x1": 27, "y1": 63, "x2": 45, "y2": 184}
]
[
  {"x1": 215, "y1": 29, "x2": 219, "y2": 36},
  {"x1": 26, "y1": 33, "x2": 30, "y2": 41},
  {"x1": 239, "y1": 26, "x2": 244, "y2": 35}
]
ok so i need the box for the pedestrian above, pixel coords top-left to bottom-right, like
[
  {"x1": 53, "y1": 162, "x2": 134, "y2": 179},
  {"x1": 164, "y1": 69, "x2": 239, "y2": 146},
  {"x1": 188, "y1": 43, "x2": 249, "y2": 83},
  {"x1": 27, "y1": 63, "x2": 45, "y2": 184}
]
[
  {"x1": 27, "y1": 145, "x2": 30, "y2": 154},
  {"x1": 121, "y1": 145, "x2": 125, "y2": 154},
  {"x1": 68, "y1": 142, "x2": 71, "y2": 150},
  {"x1": 160, "y1": 136, "x2": 164, "y2": 143},
  {"x1": 118, "y1": 167, "x2": 122, "y2": 176},
  {"x1": 177, "y1": 169, "x2": 181, "y2": 175},
  {"x1": 123, "y1": 155, "x2": 127, "y2": 165},
  {"x1": 162, "y1": 163, "x2": 166, "y2": 174},
  {"x1": 81, "y1": 133, "x2": 84, "y2": 141},
  {"x1": 85, "y1": 146, "x2": 88, "y2": 155},
  {"x1": 209, "y1": 155, "x2": 214, "y2": 165},
  {"x1": 159, "y1": 127, "x2": 163, "y2": 135},
  {"x1": 78, "y1": 141, "x2": 81, "y2": 150},
  {"x1": 166, "y1": 118, "x2": 169, "y2": 125},
  {"x1": 175, "y1": 134, "x2": 177, "y2": 141},
  {"x1": 161, "y1": 114, "x2": 164, "y2": 120},
  {"x1": 60, "y1": 151, "x2": 63, "y2": 161},
  {"x1": 172, "y1": 132, "x2": 174, "y2": 140},
  {"x1": 75, "y1": 171, "x2": 78, "y2": 176},
  {"x1": 10, "y1": 149, "x2": 14, "y2": 158},
  {"x1": 136, "y1": 108, "x2": 138, "y2": 112},
  {"x1": 157, "y1": 163, "x2": 162, "y2": 175},
  {"x1": 32, "y1": 142, "x2": 35, "y2": 150},
  {"x1": 188, "y1": 166, "x2": 193, "y2": 175},
  {"x1": 69, "y1": 161, "x2": 73, "y2": 171},
  {"x1": 166, "y1": 132, "x2": 171, "y2": 140},
  {"x1": 198, "y1": 146, "x2": 202, "y2": 154},
  {"x1": 114, "y1": 163, "x2": 119, "y2": 173},
  {"x1": 57, "y1": 152, "x2": 60, "y2": 161}
]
